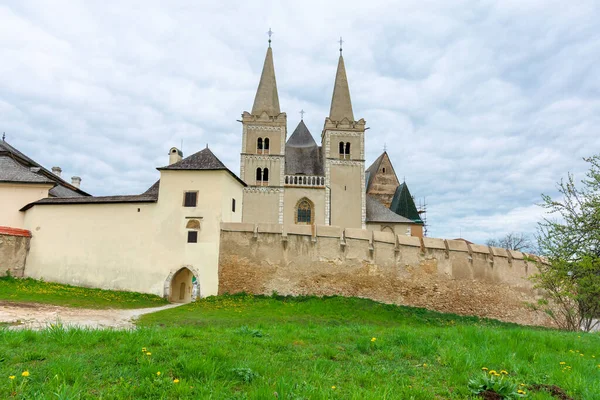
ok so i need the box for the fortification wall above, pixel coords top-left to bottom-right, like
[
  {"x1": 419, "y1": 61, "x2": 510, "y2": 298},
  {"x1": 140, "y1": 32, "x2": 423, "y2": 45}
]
[
  {"x1": 218, "y1": 223, "x2": 552, "y2": 327},
  {"x1": 0, "y1": 226, "x2": 31, "y2": 277}
]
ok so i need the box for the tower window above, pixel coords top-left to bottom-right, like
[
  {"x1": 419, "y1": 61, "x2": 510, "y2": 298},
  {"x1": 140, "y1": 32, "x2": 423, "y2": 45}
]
[
  {"x1": 187, "y1": 231, "x2": 198, "y2": 243},
  {"x1": 263, "y1": 167, "x2": 269, "y2": 182},
  {"x1": 264, "y1": 138, "x2": 270, "y2": 154},
  {"x1": 183, "y1": 191, "x2": 198, "y2": 207},
  {"x1": 257, "y1": 137, "x2": 263, "y2": 153},
  {"x1": 382, "y1": 167, "x2": 386, "y2": 174},
  {"x1": 296, "y1": 198, "x2": 313, "y2": 224},
  {"x1": 339, "y1": 141, "x2": 351, "y2": 159},
  {"x1": 256, "y1": 167, "x2": 268, "y2": 186}
]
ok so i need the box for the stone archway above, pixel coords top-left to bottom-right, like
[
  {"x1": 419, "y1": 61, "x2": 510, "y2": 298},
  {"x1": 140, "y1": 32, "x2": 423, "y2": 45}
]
[{"x1": 164, "y1": 266, "x2": 200, "y2": 303}]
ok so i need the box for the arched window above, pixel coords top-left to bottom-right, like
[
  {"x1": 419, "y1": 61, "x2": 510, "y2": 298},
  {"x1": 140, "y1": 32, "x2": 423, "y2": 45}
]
[
  {"x1": 257, "y1": 138, "x2": 263, "y2": 153},
  {"x1": 263, "y1": 168, "x2": 269, "y2": 183},
  {"x1": 186, "y1": 219, "x2": 201, "y2": 229},
  {"x1": 345, "y1": 142, "x2": 351, "y2": 157},
  {"x1": 296, "y1": 198, "x2": 313, "y2": 224},
  {"x1": 339, "y1": 141, "x2": 351, "y2": 159},
  {"x1": 264, "y1": 138, "x2": 270, "y2": 154},
  {"x1": 339, "y1": 141, "x2": 344, "y2": 156},
  {"x1": 256, "y1": 167, "x2": 262, "y2": 183}
]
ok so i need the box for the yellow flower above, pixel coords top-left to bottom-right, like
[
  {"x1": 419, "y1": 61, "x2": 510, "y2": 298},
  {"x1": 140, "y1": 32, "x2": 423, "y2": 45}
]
[
  {"x1": 21, "y1": 371, "x2": 29, "y2": 377},
  {"x1": 146, "y1": 352, "x2": 151, "y2": 356},
  {"x1": 173, "y1": 379, "x2": 180, "y2": 383},
  {"x1": 423, "y1": 363, "x2": 427, "y2": 367},
  {"x1": 559, "y1": 362, "x2": 566, "y2": 365},
  {"x1": 331, "y1": 386, "x2": 336, "y2": 389},
  {"x1": 142, "y1": 347, "x2": 147, "y2": 352},
  {"x1": 518, "y1": 389, "x2": 526, "y2": 394},
  {"x1": 156, "y1": 371, "x2": 161, "y2": 376},
  {"x1": 500, "y1": 370, "x2": 508, "y2": 375},
  {"x1": 481, "y1": 367, "x2": 488, "y2": 371},
  {"x1": 520, "y1": 383, "x2": 526, "y2": 387},
  {"x1": 9, "y1": 376, "x2": 15, "y2": 380},
  {"x1": 371, "y1": 337, "x2": 376, "y2": 342},
  {"x1": 489, "y1": 370, "x2": 497, "y2": 375}
]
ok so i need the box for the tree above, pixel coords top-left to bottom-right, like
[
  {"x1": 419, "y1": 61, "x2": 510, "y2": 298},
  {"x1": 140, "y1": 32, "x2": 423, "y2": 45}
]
[
  {"x1": 485, "y1": 232, "x2": 536, "y2": 253},
  {"x1": 531, "y1": 155, "x2": 600, "y2": 332}
]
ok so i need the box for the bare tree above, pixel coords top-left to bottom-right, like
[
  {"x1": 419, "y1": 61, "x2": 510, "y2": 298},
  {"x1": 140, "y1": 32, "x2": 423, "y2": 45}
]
[{"x1": 485, "y1": 232, "x2": 536, "y2": 253}]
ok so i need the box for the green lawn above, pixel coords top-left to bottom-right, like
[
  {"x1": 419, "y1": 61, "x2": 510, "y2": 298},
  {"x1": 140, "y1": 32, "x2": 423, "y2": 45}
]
[
  {"x1": 1, "y1": 294, "x2": 599, "y2": 399},
  {"x1": 0, "y1": 276, "x2": 168, "y2": 309}
]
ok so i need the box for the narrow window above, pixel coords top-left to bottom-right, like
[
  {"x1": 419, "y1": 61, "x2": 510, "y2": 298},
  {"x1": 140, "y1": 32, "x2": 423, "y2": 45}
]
[
  {"x1": 183, "y1": 191, "x2": 197, "y2": 207},
  {"x1": 232, "y1": 198, "x2": 236, "y2": 212},
  {"x1": 382, "y1": 167, "x2": 386, "y2": 174},
  {"x1": 345, "y1": 142, "x2": 351, "y2": 158},
  {"x1": 296, "y1": 199, "x2": 312, "y2": 224},
  {"x1": 257, "y1": 137, "x2": 263, "y2": 153},
  {"x1": 264, "y1": 138, "x2": 270, "y2": 154},
  {"x1": 339, "y1": 141, "x2": 344, "y2": 157},
  {"x1": 263, "y1": 168, "x2": 269, "y2": 183},
  {"x1": 256, "y1": 167, "x2": 262, "y2": 182},
  {"x1": 187, "y1": 231, "x2": 198, "y2": 243}
]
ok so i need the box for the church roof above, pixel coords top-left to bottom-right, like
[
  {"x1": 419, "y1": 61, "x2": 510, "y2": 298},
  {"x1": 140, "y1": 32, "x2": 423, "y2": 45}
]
[
  {"x1": 20, "y1": 193, "x2": 158, "y2": 211},
  {"x1": 251, "y1": 46, "x2": 280, "y2": 117},
  {"x1": 366, "y1": 195, "x2": 414, "y2": 224},
  {"x1": 0, "y1": 139, "x2": 89, "y2": 196},
  {"x1": 285, "y1": 121, "x2": 324, "y2": 176},
  {"x1": 329, "y1": 55, "x2": 354, "y2": 122},
  {"x1": 365, "y1": 152, "x2": 386, "y2": 191},
  {"x1": 390, "y1": 182, "x2": 423, "y2": 224}
]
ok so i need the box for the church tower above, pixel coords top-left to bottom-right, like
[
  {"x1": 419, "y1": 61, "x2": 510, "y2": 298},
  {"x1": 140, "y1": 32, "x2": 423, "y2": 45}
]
[
  {"x1": 321, "y1": 47, "x2": 366, "y2": 228},
  {"x1": 240, "y1": 41, "x2": 287, "y2": 224}
]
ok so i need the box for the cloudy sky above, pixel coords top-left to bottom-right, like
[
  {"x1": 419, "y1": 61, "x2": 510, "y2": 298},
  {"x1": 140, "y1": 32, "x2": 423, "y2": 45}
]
[{"x1": 2, "y1": 0, "x2": 599, "y2": 243}]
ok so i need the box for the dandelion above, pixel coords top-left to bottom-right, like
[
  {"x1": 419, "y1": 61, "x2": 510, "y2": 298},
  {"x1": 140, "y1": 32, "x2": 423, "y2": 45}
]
[
  {"x1": 518, "y1": 389, "x2": 526, "y2": 394},
  {"x1": 560, "y1": 362, "x2": 566, "y2": 365},
  {"x1": 331, "y1": 386, "x2": 336, "y2": 389},
  {"x1": 371, "y1": 337, "x2": 376, "y2": 342},
  {"x1": 146, "y1": 352, "x2": 152, "y2": 356},
  {"x1": 142, "y1": 347, "x2": 147, "y2": 352},
  {"x1": 173, "y1": 379, "x2": 180, "y2": 383},
  {"x1": 520, "y1": 383, "x2": 526, "y2": 387},
  {"x1": 156, "y1": 371, "x2": 161, "y2": 376},
  {"x1": 423, "y1": 363, "x2": 427, "y2": 367},
  {"x1": 21, "y1": 371, "x2": 29, "y2": 377},
  {"x1": 489, "y1": 370, "x2": 497, "y2": 375},
  {"x1": 9, "y1": 376, "x2": 15, "y2": 380},
  {"x1": 481, "y1": 367, "x2": 488, "y2": 371},
  {"x1": 500, "y1": 370, "x2": 508, "y2": 375}
]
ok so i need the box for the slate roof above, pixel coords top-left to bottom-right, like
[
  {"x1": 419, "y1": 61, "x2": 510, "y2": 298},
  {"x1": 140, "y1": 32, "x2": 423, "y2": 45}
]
[
  {"x1": 390, "y1": 182, "x2": 423, "y2": 224},
  {"x1": 158, "y1": 147, "x2": 246, "y2": 186},
  {"x1": 366, "y1": 194, "x2": 415, "y2": 224},
  {"x1": 0, "y1": 140, "x2": 89, "y2": 196},
  {"x1": 21, "y1": 194, "x2": 158, "y2": 211},
  {"x1": 285, "y1": 121, "x2": 324, "y2": 176}
]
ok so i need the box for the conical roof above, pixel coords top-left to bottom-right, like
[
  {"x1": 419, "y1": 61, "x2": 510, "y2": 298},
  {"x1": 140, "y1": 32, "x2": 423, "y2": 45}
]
[
  {"x1": 390, "y1": 182, "x2": 423, "y2": 223},
  {"x1": 329, "y1": 55, "x2": 354, "y2": 121},
  {"x1": 286, "y1": 120, "x2": 317, "y2": 148},
  {"x1": 251, "y1": 47, "x2": 280, "y2": 116}
]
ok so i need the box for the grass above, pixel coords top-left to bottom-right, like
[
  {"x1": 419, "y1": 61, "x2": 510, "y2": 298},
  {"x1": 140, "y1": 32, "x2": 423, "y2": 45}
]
[
  {"x1": 1, "y1": 293, "x2": 599, "y2": 399},
  {"x1": 0, "y1": 276, "x2": 168, "y2": 309}
]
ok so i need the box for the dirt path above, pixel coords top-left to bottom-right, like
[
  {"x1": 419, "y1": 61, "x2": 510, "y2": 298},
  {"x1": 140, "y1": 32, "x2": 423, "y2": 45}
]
[{"x1": 0, "y1": 301, "x2": 182, "y2": 330}]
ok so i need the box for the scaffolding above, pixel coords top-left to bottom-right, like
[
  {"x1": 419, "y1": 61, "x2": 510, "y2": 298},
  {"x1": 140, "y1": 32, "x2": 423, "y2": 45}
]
[{"x1": 416, "y1": 197, "x2": 428, "y2": 237}]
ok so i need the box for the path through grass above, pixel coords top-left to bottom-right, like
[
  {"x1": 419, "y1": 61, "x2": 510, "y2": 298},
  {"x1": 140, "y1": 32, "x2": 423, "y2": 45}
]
[{"x1": 1, "y1": 294, "x2": 599, "y2": 399}]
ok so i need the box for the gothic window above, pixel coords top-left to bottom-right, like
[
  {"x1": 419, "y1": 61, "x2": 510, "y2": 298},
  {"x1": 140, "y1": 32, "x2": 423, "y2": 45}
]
[
  {"x1": 264, "y1": 138, "x2": 270, "y2": 154},
  {"x1": 257, "y1": 138, "x2": 263, "y2": 154},
  {"x1": 295, "y1": 198, "x2": 313, "y2": 225}
]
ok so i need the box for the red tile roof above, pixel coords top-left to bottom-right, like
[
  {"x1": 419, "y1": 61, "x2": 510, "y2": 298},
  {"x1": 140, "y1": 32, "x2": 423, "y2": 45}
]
[{"x1": 0, "y1": 226, "x2": 32, "y2": 237}]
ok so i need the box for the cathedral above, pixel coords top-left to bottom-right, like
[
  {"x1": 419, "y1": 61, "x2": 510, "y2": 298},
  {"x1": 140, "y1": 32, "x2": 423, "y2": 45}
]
[{"x1": 239, "y1": 42, "x2": 424, "y2": 237}]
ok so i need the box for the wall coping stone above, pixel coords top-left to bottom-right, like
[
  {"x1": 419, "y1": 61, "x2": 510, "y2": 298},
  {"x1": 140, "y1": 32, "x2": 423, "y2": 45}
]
[
  {"x1": 220, "y1": 222, "x2": 255, "y2": 233},
  {"x1": 316, "y1": 225, "x2": 342, "y2": 238},
  {"x1": 470, "y1": 244, "x2": 491, "y2": 254},
  {"x1": 0, "y1": 226, "x2": 32, "y2": 238},
  {"x1": 257, "y1": 223, "x2": 283, "y2": 234},
  {"x1": 491, "y1": 247, "x2": 509, "y2": 258},
  {"x1": 373, "y1": 231, "x2": 395, "y2": 244},
  {"x1": 446, "y1": 239, "x2": 469, "y2": 252},
  {"x1": 345, "y1": 228, "x2": 371, "y2": 241},
  {"x1": 397, "y1": 235, "x2": 421, "y2": 247},
  {"x1": 423, "y1": 237, "x2": 446, "y2": 250},
  {"x1": 285, "y1": 225, "x2": 312, "y2": 236},
  {"x1": 508, "y1": 249, "x2": 525, "y2": 260}
]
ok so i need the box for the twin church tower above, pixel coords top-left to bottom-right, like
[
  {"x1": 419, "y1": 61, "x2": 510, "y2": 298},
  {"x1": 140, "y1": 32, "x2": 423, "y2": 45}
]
[{"x1": 239, "y1": 41, "x2": 367, "y2": 229}]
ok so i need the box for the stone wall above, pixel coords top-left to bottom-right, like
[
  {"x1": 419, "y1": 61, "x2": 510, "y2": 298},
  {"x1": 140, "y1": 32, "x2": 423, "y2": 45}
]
[
  {"x1": 0, "y1": 226, "x2": 31, "y2": 277},
  {"x1": 218, "y1": 223, "x2": 552, "y2": 327}
]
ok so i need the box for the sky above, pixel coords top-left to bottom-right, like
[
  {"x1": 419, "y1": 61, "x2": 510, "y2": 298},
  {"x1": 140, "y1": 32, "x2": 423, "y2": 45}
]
[{"x1": 1, "y1": 0, "x2": 599, "y2": 243}]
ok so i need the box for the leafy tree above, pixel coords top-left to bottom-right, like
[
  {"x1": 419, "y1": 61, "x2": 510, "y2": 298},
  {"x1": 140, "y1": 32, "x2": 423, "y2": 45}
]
[
  {"x1": 531, "y1": 155, "x2": 600, "y2": 332},
  {"x1": 485, "y1": 232, "x2": 536, "y2": 253}
]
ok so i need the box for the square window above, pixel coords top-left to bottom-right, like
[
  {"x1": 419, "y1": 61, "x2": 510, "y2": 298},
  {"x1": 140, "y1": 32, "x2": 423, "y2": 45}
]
[
  {"x1": 187, "y1": 231, "x2": 198, "y2": 243},
  {"x1": 184, "y1": 191, "x2": 197, "y2": 207}
]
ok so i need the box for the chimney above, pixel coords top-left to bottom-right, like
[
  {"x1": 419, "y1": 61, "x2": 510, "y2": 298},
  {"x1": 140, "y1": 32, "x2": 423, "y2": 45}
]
[
  {"x1": 71, "y1": 176, "x2": 81, "y2": 188},
  {"x1": 169, "y1": 147, "x2": 183, "y2": 165},
  {"x1": 51, "y1": 166, "x2": 62, "y2": 177}
]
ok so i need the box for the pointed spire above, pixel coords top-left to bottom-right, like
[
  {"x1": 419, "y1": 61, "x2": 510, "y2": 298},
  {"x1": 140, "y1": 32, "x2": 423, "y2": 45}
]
[
  {"x1": 329, "y1": 54, "x2": 354, "y2": 122},
  {"x1": 251, "y1": 46, "x2": 281, "y2": 117}
]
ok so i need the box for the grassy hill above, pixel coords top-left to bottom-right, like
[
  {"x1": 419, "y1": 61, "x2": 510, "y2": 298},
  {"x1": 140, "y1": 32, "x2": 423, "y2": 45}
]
[{"x1": 1, "y1": 290, "x2": 599, "y2": 398}]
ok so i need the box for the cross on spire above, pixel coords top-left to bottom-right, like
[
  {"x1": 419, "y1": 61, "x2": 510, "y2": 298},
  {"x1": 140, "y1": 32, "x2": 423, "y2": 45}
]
[
  {"x1": 383, "y1": 143, "x2": 387, "y2": 152},
  {"x1": 267, "y1": 28, "x2": 273, "y2": 47},
  {"x1": 338, "y1": 36, "x2": 344, "y2": 55},
  {"x1": 2, "y1": 132, "x2": 5, "y2": 141},
  {"x1": 299, "y1": 109, "x2": 305, "y2": 120}
]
